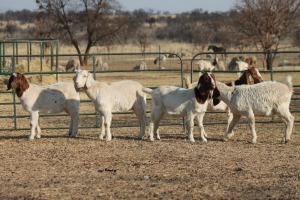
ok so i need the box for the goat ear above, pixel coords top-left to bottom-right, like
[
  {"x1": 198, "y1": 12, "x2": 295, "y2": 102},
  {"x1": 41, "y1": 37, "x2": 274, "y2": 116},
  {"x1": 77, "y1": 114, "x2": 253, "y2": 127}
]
[
  {"x1": 85, "y1": 72, "x2": 94, "y2": 88},
  {"x1": 7, "y1": 74, "x2": 14, "y2": 91},
  {"x1": 212, "y1": 87, "x2": 221, "y2": 106}
]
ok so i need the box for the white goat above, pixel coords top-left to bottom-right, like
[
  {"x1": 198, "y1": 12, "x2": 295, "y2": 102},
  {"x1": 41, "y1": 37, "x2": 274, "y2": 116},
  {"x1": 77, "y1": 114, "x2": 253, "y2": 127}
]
[
  {"x1": 4, "y1": 59, "x2": 12, "y2": 72},
  {"x1": 57, "y1": 65, "x2": 66, "y2": 72},
  {"x1": 195, "y1": 60, "x2": 215, "y2": 71},
  {"x1": 7, "y1": 73, "x2": 80, "y2": 140},
  {"x1": 102, "y1": 62, "x2": 109, "y2": 71},
  {"x1": 143, "y1": 72, "x2": 216, "y2": 142},
  {"x1": 212, "y1": 76, "x2": 294, "y2": 143},
  {"x1": 154, "y1": 55, "x2": 167, "y2": 69},
  {"x1": 73, "y1": 70, "x2": 147, "y2": 141},
  {"x1": 95, "y1": 56, "x2": 103, "y2": 68},
  {"x1": 133, "y1": 61, "x2": 147, "y2": 70}
]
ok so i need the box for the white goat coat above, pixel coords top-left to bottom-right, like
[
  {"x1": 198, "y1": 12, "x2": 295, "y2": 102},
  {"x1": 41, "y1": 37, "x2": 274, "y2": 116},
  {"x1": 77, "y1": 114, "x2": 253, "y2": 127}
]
[
  {"x1": 150, "y1": 86, "x2": 208, "y2": 116},
  {"x1": 74, "y1": 70, "x2": 147, "y2": 141},
  {"x1": 143, "y1": 86, "x2": 209, "y2": 142},
  {"x1": 18, "y1": 82, "x2": 80, "y2": 139},
  {"x1": 20, "y1": 83, "x2": 79, "y2": 113},
  {"x1": 86, "y1": 81, "x2": 145, "y2": 113},
  {"x1": 215, "y1": 78, "x2": 294, "y2": 143}
]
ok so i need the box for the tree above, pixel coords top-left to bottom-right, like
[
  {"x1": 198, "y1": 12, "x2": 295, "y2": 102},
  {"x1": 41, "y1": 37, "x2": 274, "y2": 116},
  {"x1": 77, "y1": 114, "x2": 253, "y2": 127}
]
[
  {"x1": 233, "y1": 0, "x2": 300, "y2": 69},
  {"x1": 36, "y1": 0, "x2": 129, "y2": 66},
  {"x1": 137, "y1": 32, "x2": 149, "y2": 54},
  {"x1": 146, "y1": 17, "x2": 156, "y2": 28}
]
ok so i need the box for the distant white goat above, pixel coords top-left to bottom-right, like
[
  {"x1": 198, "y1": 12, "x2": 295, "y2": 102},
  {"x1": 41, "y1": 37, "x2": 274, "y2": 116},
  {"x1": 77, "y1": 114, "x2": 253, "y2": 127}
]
[
  {"x1": 133, "y1": 61, "x2": 147, "y2": 70},
  {"x1": 3, "y1": 59, "x2": 12, "y2": 72},
  {"x1": 95, "y1": 56, "x2": 103, "y2": 68},
  {"x1": 195, "y1": 60, "x2": 215, "y2": 71},
  {"x1": 73, "y1": 70, "x2": 147, "y2": 141},
  {"x1": 102, "y1": 62, "x2": 109, "y2": 71},
  {"x1": 142, "y1": 72, "x2": 216, "y2": 142},
  {"x1": 57, "y1": 65, "x2": 66, "y2": 72},
  {"x1": 212, "y1": 76, "x2": 294, "y2": 144},
  {"x1": 7, "y1": 73, "x2": 80, "y2": 140},
  {"x1": 154, "y1": 54, "x2": 167, "y2": 69}
]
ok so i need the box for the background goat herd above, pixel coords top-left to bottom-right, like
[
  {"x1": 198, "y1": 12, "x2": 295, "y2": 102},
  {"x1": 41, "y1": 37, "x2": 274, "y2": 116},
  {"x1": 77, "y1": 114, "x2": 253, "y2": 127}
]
[{"x1": 0, "y1": 51, "x2": 300, "y2": 199}]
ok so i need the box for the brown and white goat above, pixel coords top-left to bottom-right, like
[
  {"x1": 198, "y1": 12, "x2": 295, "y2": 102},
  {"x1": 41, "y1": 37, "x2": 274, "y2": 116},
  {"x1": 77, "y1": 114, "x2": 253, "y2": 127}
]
[
  {"x1": 184, "y1": 67, "x2": 264, "y2": 137},
  {"x1": 7, "y1": 73, "x2": 80, "y2": 140},
  {"x1": 142, "y1": 72, "x2": 216, "y2": 142}
]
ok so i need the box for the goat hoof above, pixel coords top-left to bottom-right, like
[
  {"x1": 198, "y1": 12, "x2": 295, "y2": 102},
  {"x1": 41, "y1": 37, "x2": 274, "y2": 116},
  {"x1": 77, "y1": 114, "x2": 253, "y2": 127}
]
[
  {"x1": 284, "y1": 139, "x2": 290, "y2": 144},
  {"x1": 137, "y1": 134, "x2": 144, "y2": 139},
  {"x1": 149, "y1": 137, "x2": 155, "y2": 142}
]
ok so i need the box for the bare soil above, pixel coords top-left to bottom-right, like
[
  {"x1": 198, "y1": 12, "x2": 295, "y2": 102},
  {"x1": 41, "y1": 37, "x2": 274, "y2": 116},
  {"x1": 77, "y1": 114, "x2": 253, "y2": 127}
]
[
  {"x1": 0, "y1": 121, "x2": 300, "y2": 200},
  {"x1": 1, "y1": 59, "x2": 300, "y2": 199}
]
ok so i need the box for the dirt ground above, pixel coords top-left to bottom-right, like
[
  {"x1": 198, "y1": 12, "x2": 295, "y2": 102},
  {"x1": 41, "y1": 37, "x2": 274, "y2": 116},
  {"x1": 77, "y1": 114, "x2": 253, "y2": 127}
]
[
  {"x1": 0, "y1": 121, "x2": 300, "y2": 200},
  {"x1": 1, "y1": 64, "x2": 300, "y2": 199}
]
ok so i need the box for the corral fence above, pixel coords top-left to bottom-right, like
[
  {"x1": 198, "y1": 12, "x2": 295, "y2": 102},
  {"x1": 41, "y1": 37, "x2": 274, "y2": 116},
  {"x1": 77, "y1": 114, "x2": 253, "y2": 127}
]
[{"x1": 0, "y1": 51, "x2": 299, "y2": 134}]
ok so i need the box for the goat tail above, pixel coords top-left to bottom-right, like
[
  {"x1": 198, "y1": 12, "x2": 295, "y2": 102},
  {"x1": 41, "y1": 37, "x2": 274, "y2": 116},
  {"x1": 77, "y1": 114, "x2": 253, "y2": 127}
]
[
  {"x1": 142, "y1": 87, "x2": 153, "y2": 94},
  {"x1": 283, "y1": 75, "x2": 293, "y2": 91}
]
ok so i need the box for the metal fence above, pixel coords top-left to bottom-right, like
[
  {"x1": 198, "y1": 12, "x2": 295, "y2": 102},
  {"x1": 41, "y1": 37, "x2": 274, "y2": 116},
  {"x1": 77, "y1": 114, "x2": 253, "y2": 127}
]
[{"x1": 0, "y1": 51, "x2": 299, "y2": 132}]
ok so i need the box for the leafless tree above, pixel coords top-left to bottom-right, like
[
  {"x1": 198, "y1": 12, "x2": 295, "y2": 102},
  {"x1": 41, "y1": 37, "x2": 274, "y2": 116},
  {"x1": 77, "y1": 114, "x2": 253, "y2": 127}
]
[
  {"x1": 36, "y1": 0, "x2": 129, "y2": 66},
  {"x1": 233, "y1": 0, "x2": 300, "y2": 69},
  {"x1": 137, "y1": 32, "x2": 149, "y2": 54},
  {"x1": 191, "y1": 23, "x2": 213, "y2": 52}
]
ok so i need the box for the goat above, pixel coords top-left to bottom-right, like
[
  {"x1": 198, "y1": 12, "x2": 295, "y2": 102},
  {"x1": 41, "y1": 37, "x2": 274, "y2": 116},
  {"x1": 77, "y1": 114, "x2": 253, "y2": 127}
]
[
  {"x1": 133, "y1": 61, "x2": 147, "y2": 70},
  {"x1": 195, "y1": 60, "x2": 215, "y2": 71},
  {"x1": 95, "y1": 56, "x2": 103, "y2": 68},
  {"x1": 212, "y1": 76, "x2": 294, "y2": 144},
  {"x1": 212, "y1": 58, "x2": 225, "y2": 71},
  {"x1": 3, "y1": 59, "x2": 12, "y2": 72},
  {"x1": 73, "y1": 70, "x2": 147, "y2": 141},
  {"x1": 66, "y1": 59, "x2": 80, "y2": 72},
  {"x1": 57, "y1": 65, "x2": 66, "y2": 72},
  {"x1": 154, "y1": 54, "x2": 167, "y2": 69},
  {"x1": 142, "y1": 72, "x2": 216, "y2": 142},
  {"x1": 208, "y1": 45, "x2": 226, "y2": 58},
  {"x1": 7, "y1": 73, "x2": 80, "y2": 140},
  {"x1": 101, "y1": 62, "x2": 109, "y2": 71},
  {"x1": 184, "y1": 67, "x2": 264, "y2": 137}
]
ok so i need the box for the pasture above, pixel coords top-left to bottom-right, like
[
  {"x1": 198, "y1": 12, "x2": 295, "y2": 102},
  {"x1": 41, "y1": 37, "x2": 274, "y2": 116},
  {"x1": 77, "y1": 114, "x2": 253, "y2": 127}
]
[{"x1": 0, "y1": 50, "x2": 300, "y2": 199}]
